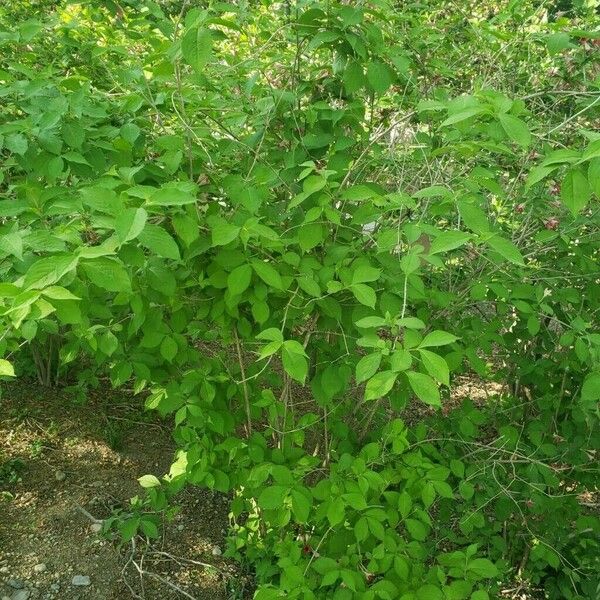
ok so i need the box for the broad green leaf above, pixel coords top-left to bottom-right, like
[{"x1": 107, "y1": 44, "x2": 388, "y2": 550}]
[
  {"x1": 211, "y1": 220, "x2": 240, "y2": 247},
  {"x1": 420, "y1": 330, "x2": 458, "y2": 348},
  {"x1": 327, "y1": 497, "x2": 345, "y2": 526},
  {"x1": 148, "y1": 186, "x2": 197, "y2": 206},
  {"x1": 0, "y1": 232, "x2": 23, "y2": 260},
  {"x1": 429, "y1": 231, "x2": 471, "y2": 255},
  {"x1": 258, "y1": 485, "x2": 288, "y2": 510},
  {"x1": 366, "y1": 60, "x2": 393, "y2": 95},
  {"x1": 352, "y1": 265, "x2": 381, "y2": 284},
  {"x1": 138, "y1": 474, "x2": 161, "y2": 488},
  {"x1": 160, "y1": 336, "x2": 178, "y2": 362},
  {"x1": 0, "y1": 359, "x2": 15, "y2": 377},
  {"x1": 181, "y1": 26, "x2": 213, "y2": 72},
  {"x1": 172, "y1": 214, "x2": 199, "y2": 246},
  {"x1": 364, "y1": 370, "x2": 397, "y2": 401},
  {"x1": 497, "y1": 113, "x2": 531, "y2": 147},
  {"x1": 41, "y1": 286, "x2": 80, "y2": 301},
  {"x1": 24, "y1": 255, "x2": 78, "y2": 290},
  {"x1": 351, "y1": 283, "x2": 376, "y2": 308},
  {"x1": 561, "y1": 169, "x2": 591, "y2": 216},
  {"x1": 291, "y1": 489, "x2": 311, "y2": 522},
  {"x1": 581, "y1": 372, "x2": 600, "y2": 403},
  {"x1": 115, "y1": 207, "x2": 147, "y2": 243},
  {"x1": 457, "y1": 202, "x2": 489, "y2": 234},
  {"x1": 398, "y1": 491, "x2": 412, "y2": 518},
  {"x1": 418, "y1": 349, "x2": 449, "y2": 386},
  {"x1": 390, "y1": 348, "x2": 412, "y2": 372},
  {"x1": 406, "y1": 371, "x2": 440, "y2": 407},
  {"x1": 81, "y1": 258, "x2": 131, "y2": 293},
  {"x1": 139, "y1": 224, "x2": 180, "y2": 260},
  {"x1": 282, "y1": 341, "x2": 308, "y2": 384},
  {"x1": 441, "y1": 107, "x2": 486, "y2": 126},
  {"x1": 227, "y1": 264, "x2": 253, "y2": 296},
  {"x1": 252, "y1": 260, "x2": 283, "y2": 290},
  {"x1": 467, "y1": 558, "x2": 498, "y2": 579},
  {"x1": 406, "y1": 518, "x2": 429, "y2": 541},
  {"x1": 343, "y1": 60, "x2": 365, "y2": 93},
  {"x1": 355, "y1": 316, "x2": 386, "y2": 328},
  {"x1": 356, "y1": 352, "x2": 382, "y2": 384},
  {"x1": 486, "y1": 235, "x2": 525, "y2": 266},
  {"x1": 525, "y1": 165, "x2": 557, "y2": 189}
]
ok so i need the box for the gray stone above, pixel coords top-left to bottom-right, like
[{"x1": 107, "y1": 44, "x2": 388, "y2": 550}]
[
  {"x1": 211, "y1": 546, "x2": 222, "y2": 556},
  {"x1": 7, "y1": 580, "x2": 24, "y2": 590},
  {"x1": 33, "y1": 564, "x2": 46, "y2": 574},
  {"x1": 54, "y1": 471, "x2": 66, "y2": 482},
  {"x1": 0, "y1": 566, "x2": 9, "y2": 574},
  {"x1": 89, "y1": 522, "x2": 102, "y2": 533},
  {"x1": 71, "y1": 575, "x2": 90, "y2": 587},
  {"x1": 11, "y1": 591, "x2": 30, "y2": 600}
]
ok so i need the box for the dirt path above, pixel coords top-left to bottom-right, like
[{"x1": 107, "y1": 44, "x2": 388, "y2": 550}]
[{"x1": 0, "y1": 382, "x2": 244, "y2": 600}]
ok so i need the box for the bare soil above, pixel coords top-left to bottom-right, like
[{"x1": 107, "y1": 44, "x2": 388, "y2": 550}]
[{"x1": 0, "y1": 381, "x2": 246, "y2": 600}]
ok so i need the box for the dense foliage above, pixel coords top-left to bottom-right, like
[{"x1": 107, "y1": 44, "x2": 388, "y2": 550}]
[{"x1": 1, "y1": 1, "x2": 599, "y2": 599}]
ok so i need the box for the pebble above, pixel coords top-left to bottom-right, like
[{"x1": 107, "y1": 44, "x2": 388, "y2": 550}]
[
  {"x1": 49, "y1": 585, "x2": 59, "y2": 593},
  {"x1": 177, "y1": 524, "x2": 184, "y2": 531},
  {"x1": 71, "y1": 575, "x2": 90, "y2": 586},
  {"x1": 90, "y1": 522, "x2": 102, "y2": 533},
  {"x1": 7, "y1": 579, "x2": 24, "y2": 590},
  {"x1": 211, "y1": 546, "x2": 222, "y2": 556},
  {"x1": 11, "y1": 591, "x2": 30, "y2": 600},
  {"x1": 54, "y1": 471, "x2": 66, "y2": 482},
  {"x1": 33, "y1": 563, "x2": 46, "y2": 573},
  {"x1": 0, "y1": 566, "x2": 8, "y2": 574}
]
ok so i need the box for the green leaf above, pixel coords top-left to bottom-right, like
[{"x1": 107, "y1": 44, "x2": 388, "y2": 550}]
[
  {"x1": 291, "y1": 489, "x2": 311, "y2": 522},
  {"x1": 282, "y1": 341, "x2": 308, "y2": 384},
  {"x1": 303, "y1": 175, "x2": 326, "y2": 195},
  {"x1": 172, "y1": 214, "x2": 199, "y2": 247},
  {"x1": 147, "y1": 186, "x2": 197, "y2": 206},
  {"x1": 486, "y1": 235, "x2": 525, "y2": 266},
  {"x1": 420, "y1": 330, "x2": 458, "y2": 348},
  {"x1": 257, "y1": 485, "x2": 288, "y2": 510},
  {"x1": 457, "y1": 202, "x2": 489, "y2": 234},
  {"x1": 419, "y1": 349, "x2": 450, "y2": 386},
  {"x1": 356, "y1": 352, "x2": 382, "y2": 384},
  {"x1": 0, "y1": 359, "x2": 15, "y2": 377},
  {"x1": 390, "y1": 348, "x2": 412, "y2": 372},
  {"x1": 497, "y1": 113, "x2": 531, "y2": 147},
  {"x1": 351, "y1": 283, "x2": 376, "y2": 308},
  {"x1": 181, "y1": 26, "x2": 213, "y2": 72},
  {"x1": 140, "y1": 519, "x2": 160, "y2": 539},
  {"x1": 581, "y1": 372, "x2": 600, "y2": 403},
  {"x1": 41, "y1": 286, "x2": 80, "y2": 301},
  {"x1": 81, "y1": 258, "x2": 131, "y2": 293},
  {"x1": 211, "y1": 221, "x2": 240, "y2": 247},
  {"x1": 139, "y1": 224, "x2": 181, "y2": 260},
  {"x1": 429, "y1": 231, "x2": 471, "y2": 255},
  {"x1": 343, "y1": 60, "x2": 365, "y2": 93},
  {"x1": 115, "y1": 207, "x2": 147, "y2": 243},
  {"x1": 406, "y1": 518, "x2": 428, "y2": 541},
  {"x1": 406, "y1": 371, "x2": 441, "y2": 407},
  {"x1": 352, "y1": 265, "x2": 381, "y2": 284},
  {"x1": 398, "y1": 491, "x2": 412, "y2": 518},
  {"x1": 160, "y1": 336, "x2": 178, "y2": 362},
  {"x1": 138, "y1": 474, "x2": 161, "y2": 488},
  {"x1": 561, "y1": 169, "x2": 591, "y2": 216},
  {"x1": 0, "y1": 232, "x2": 23, "y2": 260},
  {"x1": 441, "y1": 107, "x2": 486, "y2": 126},
  {"x1": 467, "y1": 558, "x2": 498, "y2": 579},
  {"x1": 366, "y1": 60, "x2": 393, "y2": 95},
  {"x1": 252, "y1": 260, "x2": 283, "y2": 290},
  {"x1": 227, "y1": 264, "x2": 253, "y2": 296},
  {"x1": 355, "y1": 316, "x2": 386, "y2": 328},
  {"x1": 327, "y1": 497, "x2": 345, "y2": 526},
  {"x1": 364, "y1": 370, "x2": 397, "y2": 401},
  {"x1": 5, "y1": 133, "x2": 28, "y2": 155}
]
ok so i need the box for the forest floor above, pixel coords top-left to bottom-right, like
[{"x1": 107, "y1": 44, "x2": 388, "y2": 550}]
[{"x1": 0, "y1": 381, "x2": 248, "y2": 600}]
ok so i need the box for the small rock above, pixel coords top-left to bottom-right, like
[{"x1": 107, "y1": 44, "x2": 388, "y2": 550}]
[
  {"x1": 7, "y1": 579, "x2": 25, "y2": 590},
  {"x1": 54, "y1": 471, "x2": 66, "y2": 482},
  {"x1": 71, "y1": 575, "x2": 90, "y2": 587},
  {"x1": 211, "y1": 546, "x2": 222, "y2": 556},
  {"x1": 11, "y1": 591, "x2": 30, "y2": 600},
  {"x1": 176, "y1": 524, "x2": 184, "y2": 531},
  {"x1": 33, "y1": 564, "x2": 46, "y2": 574},
  {"x1": 49, "y1": 585, "x2": 59, "y2": 593},
  {"x1": 89, "y1": 522, "x2": 102, "y2": 533},
  {"x1": 0, "y1": 566, "x2": 9, "y2": 574}
]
